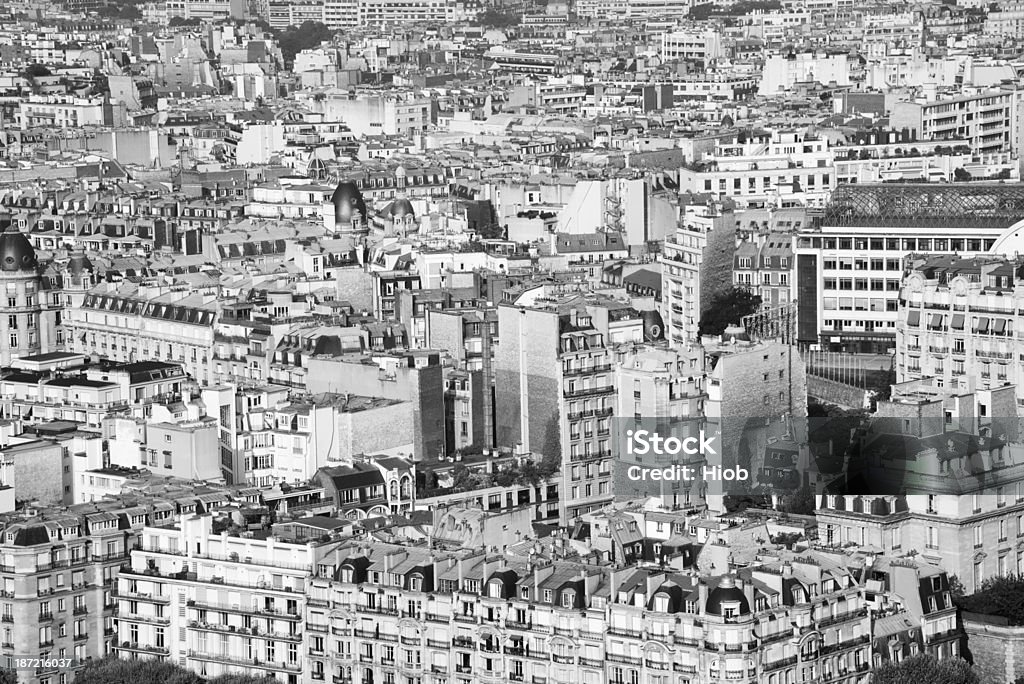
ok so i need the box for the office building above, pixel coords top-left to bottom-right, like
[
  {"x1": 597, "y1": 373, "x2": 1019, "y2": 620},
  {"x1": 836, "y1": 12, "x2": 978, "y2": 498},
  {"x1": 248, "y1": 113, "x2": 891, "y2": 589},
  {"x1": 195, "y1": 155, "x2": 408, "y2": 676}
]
[{"x1": 795, "y1": 184, "x2": 1015, "y2": 353}]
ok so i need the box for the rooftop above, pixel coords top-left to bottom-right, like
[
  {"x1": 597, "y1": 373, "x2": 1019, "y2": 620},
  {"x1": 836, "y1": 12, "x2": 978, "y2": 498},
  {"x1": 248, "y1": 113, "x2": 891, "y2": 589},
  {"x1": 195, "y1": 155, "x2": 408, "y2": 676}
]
[{"x1": 820, "y1": 183, "x2": 1024, "y2": 230}]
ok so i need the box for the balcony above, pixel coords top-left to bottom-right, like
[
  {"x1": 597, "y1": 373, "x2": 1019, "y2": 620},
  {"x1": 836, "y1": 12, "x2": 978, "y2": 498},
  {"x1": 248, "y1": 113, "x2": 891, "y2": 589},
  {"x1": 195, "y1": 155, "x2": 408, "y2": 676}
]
[
  {"x1": 187, "y1": 650, "x2": 301, "y2": 672},
  {"x1": 188, "y1": 599, "x2": 301, "y2": 621},
  {"x1": 119, "y1": 642, "x2": 170, "y2": 656},
  {"x1": 452, "y1": 636, "x2": 475, "y2": 649},
  {"x1": 563, "y1": 385, "x2": 615, "y2": 399},
  {"x1": 188, "y1": 620, "x2": 300, "y2": 642},
  {"x1": 552, "y1": 654, "x2": 574, "y2": 664},
  {"x1": 120, "y1": 613, "x2": 170, "y2": 626},
  {"x1": 925, "y1": 627, "x2": 960, "y2": 643},
  {"x1": 765, "y1": 655, "x2": 798, "y2": 671},
  {"x1": 562, "y1": 364, "x2": 611, "y2": 377},
  {"x1": 579, "y1": 657, "x2": 602, "y2": 668},
  {"x1": 606, "y1": 653, "x2": 641, "y2": 666},
  {"x1": 119, "y1": 591, "x2": 170, "y2": 604},
  {"x1": 977, "y1": 349, "x2": 1012, "y2": 360},
  {"x1": 608, "y1": 626, "x2": 642, "y2": 639},
  {"x1": 455, "y1": 665, "x2": 472, "y2": 674}
]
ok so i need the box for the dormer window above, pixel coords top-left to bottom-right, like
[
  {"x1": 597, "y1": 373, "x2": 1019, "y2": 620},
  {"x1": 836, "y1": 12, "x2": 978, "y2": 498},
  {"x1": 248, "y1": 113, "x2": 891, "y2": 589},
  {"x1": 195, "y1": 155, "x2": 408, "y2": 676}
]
[
  {"x1": 543, "y1": 589, "x2": 553, "y2": 603},
  {"x1": 488, "y1": 581, "x2": 502, "y2": 599},
  {"x1": 410, "y1": 574, "x2": 423, "y2": 592},
  {"x1": 561, "y1": 591, "x2": 575, "y2": 608},
  {"x1": 520, "y1": 586, "x2": 530, "y2": 600},
  {"x1": 653, "y1": 593, "x2": 670, "y2": 612}
]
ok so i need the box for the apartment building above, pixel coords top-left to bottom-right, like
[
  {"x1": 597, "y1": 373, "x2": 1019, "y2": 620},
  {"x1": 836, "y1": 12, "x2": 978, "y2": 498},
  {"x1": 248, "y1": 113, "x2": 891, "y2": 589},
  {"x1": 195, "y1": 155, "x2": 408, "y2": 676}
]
[
  {"x1": 794, "y1": 183, "x2": 1012, "y2": 353},
  {"x1": 613, "y1": 344, "x2": 709, "y2": 511},
  {"x1": 323, "y1": 93, "x2": 432, "y2": 137},
  {"x1": 115, "y1": 513, "x2": 341, "y2": 683},
  {"x1": 866, "y1": 557, "x2": 963, "y2": 666},
  {"x1": 164, "y1": 0, "x2": 246, "y2": 21},
  {"x1": 0, "y1": 231, "x2": 59, "y2": 366},
  {"x1": 818, "y1": 490, "x2": 1024, "y2": 595},
  {"x1": 356, "y1": 0, "x2": 452, "y2": 25},
  {"x1": 677, "y1": 130, "x2": 835, "y2": 209},
  {"x1": 658, "y1": 29, "x2": 724, "y2": 63},
  {"x1": 891, "y1": 87, "x2": 1017, "y2": 155},
  {"x1": 703, "y1": 336, "x2": 809, "y2": 510},
  {"x1": 304, "y1": 540, "x2": 874, "y2": 684},
  {"x1": 733, "y1": 211, "x2": 802, "y2": 311},
  {"x1": 895, "y1": 255, "x2": 1024, "y2": 407},
  {"x1": 496, "y1": 294, "x2": 619, "y2": 522},
  {"x1": 233, "y1": 394, "x2": 412, "y2": 486},
  {"x1": 305, "y1": 351, "x2": 445, "y2": 462},
  {"x1": 16, "y1": 96, "x2": 108, "y2": 130},
  {"x1": 0, "y1": 502, "x2": 165, "y2": 684},
  {"x1": 759, "y1": 52, "x2": 854, "y2": 95},
  {"x1": 314, "y1": 457, "x2": 415, "y2": 518},
  {"x1": 661, "y1": 203, "x2": 736, "y2": 344},
  {"x1": 508, "y1": 81, "x2": 588, "y2": 116},
  {"x1": 63, "y1": 281, "x2": 218, "y2": 385}
]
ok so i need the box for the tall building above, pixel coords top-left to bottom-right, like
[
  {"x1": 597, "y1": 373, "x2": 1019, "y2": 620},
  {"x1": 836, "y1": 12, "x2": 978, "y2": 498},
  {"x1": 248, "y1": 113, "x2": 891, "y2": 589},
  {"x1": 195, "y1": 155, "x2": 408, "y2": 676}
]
[
  {"x1": 795, "y1": 184, "x2": 1016, "y2": 353},
  {"x1": 496, "y1": 294, "x2": 624, "y2": 522},
  {"x1": 613, "y1": 343, "x2": 709, "y2": 510},
  {"x1": 661, "y1": 202, "x2": 736, "y2": 345},
  {"x1": 0, "y1": 502, "x2": 168, "y2": 684}
]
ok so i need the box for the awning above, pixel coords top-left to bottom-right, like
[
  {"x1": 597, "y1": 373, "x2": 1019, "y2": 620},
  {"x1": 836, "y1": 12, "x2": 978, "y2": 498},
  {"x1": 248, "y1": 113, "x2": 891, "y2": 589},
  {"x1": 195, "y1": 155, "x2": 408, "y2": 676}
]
[
  {"x1": 928, "y1": 314, "x2": 943, "y2": 329},
  {"x1": 907, "y1": 310, "x2": 921, "y2": 326},
  {"x1": 974, "y1": 317, "x2": 990, "y2": 333},
  {"x1": 993, "y1": 319, "x2": 1007, "y2": 334},
  {"x1": 951, "y1": 313, "x2": 965, "y2": 330}
]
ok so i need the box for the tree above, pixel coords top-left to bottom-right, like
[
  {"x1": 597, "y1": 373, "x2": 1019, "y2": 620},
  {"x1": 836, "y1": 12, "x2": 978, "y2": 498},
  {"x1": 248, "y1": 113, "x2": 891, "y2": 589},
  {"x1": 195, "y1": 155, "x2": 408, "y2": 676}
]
[
  {"x1": 276, "y1": 21, "x2": 335, "y2": 65},
  {"x1": 0, "y1": 670, "x2": 16, "y2": 684},
  {"x1": 948, "y1": 574, "x2": 966, "y2": 599},
  {"x1": 22, "y1": 63, "x2": 51, "y2": 79},
  {"x1": 475, "y1": 8, "x2": 520, "y2": 27},
  {"x1": 955, "y1": 573, "x2": 1024, "y2": 625},
  {"x1": 953, "y1": 167, "x2": 972, "y2": 182},
  {"x1": 872, "y1": 654, "x2": 979, "y2": 684},
  {"x1": 697, "y1": 287, "x2": 762, "y2": 338},
  {"x1": 779, "y1": 486, "x2": 816, "y2": 515},
  {"x1": 74, "y1": 657, "x2": 203, "y2": 684},
  {"x1": 207, "y1": 676, "x2": 278, "y2": 684}
]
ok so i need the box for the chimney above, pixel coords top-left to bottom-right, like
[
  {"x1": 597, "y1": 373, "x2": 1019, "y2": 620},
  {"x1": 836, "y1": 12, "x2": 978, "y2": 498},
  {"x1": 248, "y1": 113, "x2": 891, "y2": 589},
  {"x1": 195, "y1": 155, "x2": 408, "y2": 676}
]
[
  {"x1": 533, "y1": 564, "x2": 541, "y2": 601},
  {"x1": 645, "y1": 570, "x2": 659, "y2": 598},
  {"x1": 698, "y1": 580, "x2": 709, "y2": 609}
]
